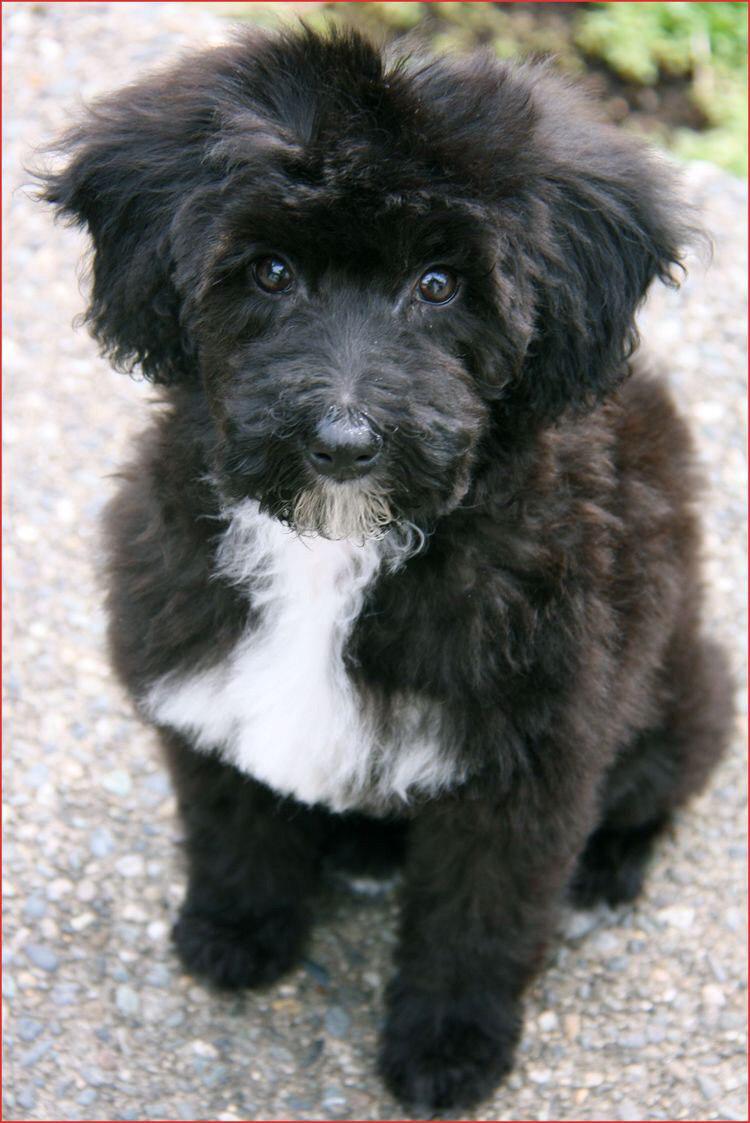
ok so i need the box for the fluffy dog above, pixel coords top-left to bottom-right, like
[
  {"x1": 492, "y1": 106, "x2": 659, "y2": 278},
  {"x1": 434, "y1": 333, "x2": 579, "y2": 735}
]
[{"x1": 44, "y1": 27, "x2": 732, "y2": 1111}]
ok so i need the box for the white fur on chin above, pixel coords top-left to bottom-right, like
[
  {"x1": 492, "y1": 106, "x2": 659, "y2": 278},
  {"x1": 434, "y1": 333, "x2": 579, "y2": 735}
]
[
  {"x1": 292, "y1": 478, "x2": 394, "y2": 542},
  {"x1": 142, "y1": 498, "x2": 461, "y2": 811}
]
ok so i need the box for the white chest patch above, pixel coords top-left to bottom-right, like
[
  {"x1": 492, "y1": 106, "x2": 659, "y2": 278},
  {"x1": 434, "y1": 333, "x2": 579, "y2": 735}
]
[{"x1": 143, "y1": 500, "x2": 462, "y2": 811}]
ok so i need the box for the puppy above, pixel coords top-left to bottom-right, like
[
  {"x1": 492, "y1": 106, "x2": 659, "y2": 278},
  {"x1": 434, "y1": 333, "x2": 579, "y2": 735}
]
[{"x1": 43, "y1": 27, "x2": 733, "y2": 1111}]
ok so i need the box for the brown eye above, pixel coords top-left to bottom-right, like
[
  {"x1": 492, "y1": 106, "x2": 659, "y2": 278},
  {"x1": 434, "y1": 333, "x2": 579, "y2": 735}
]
[
  {"x1": 417, "y1": 266, "x2": 458, "y2": 305},
  {"x1": 253, "y1": 255, "x2": 294, "y2": 294}
]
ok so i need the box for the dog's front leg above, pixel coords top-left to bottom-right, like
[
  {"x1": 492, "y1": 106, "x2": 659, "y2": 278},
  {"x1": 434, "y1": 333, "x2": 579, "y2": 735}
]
[
  {"x1": 379, "y1": 772, "x2": 597, "y2": 1111},
  {"x1": 162, "y1": 733, "x2": 325, "y2": 990}
]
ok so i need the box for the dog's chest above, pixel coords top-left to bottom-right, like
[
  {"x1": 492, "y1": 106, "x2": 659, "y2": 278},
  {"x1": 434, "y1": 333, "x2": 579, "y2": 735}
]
[{"x1": 144, "y1": 503, "x2": 460, "y2": 811}]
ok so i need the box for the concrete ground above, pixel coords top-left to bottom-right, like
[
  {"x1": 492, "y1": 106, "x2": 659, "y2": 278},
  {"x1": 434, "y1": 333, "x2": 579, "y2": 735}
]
[{"x1": 3, "y1": 3, "x2": 747, "y2": 1121}]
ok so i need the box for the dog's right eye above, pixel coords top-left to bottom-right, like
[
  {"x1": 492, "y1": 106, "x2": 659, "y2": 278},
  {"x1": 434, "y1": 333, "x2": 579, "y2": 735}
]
[
  {"x1": 252, "y1": 256, "x2": 295, "y2": 295},
  {"x1": 416, "y1": 266, "x2": 458, "y2": 305}
]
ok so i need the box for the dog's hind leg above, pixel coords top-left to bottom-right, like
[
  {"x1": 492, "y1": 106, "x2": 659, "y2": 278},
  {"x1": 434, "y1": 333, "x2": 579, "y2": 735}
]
[
  {"x1": 162, "y1": 733, "x2": 328, "y2": 989},
  {"x1": 570, "y1": 632, "x2": 734, "y2": 909},
  {"x1": 569, "y1": 812, "x2": 670, "y2": 909}
]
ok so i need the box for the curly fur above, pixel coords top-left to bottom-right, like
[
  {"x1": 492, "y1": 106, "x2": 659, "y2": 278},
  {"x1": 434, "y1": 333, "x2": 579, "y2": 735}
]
[{"x1": 42, "y1": 26, "x2": 732, "y2": 1111}]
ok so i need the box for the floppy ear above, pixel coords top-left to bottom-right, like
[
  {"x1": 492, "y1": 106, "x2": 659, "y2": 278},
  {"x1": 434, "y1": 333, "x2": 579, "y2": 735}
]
[
  {"x1": 503, "y1": 78, "x2": 690, "y2": 425},
  {"x1": 40, "y1": 34, "x2": 312, "y2": 386},
  {"x1": 39, "y1": 63, "x2": 225, "y2": 385}
]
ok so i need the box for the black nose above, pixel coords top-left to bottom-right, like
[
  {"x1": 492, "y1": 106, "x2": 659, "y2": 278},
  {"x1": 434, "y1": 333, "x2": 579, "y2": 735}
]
[{"x1": 306, "y1": 415, "x2": 383, "y2": 481}]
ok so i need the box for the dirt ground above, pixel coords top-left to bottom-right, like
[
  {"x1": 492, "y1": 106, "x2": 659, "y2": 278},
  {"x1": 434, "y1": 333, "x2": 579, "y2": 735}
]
[{"x1": 3, "y1": 4, "x2": 747, "y2": 1121}]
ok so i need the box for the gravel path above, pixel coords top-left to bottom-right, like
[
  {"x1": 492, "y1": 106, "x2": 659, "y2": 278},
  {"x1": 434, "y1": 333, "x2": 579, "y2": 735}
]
[{"x1": 3, "y1": 4, "x2": 747, "y2": 1121}]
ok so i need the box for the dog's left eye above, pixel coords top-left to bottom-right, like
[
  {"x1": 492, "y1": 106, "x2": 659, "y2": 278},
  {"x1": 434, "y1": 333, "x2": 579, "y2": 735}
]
[
  {"x1": 417, "y1": 267, "x2": 458, "y2": 305},
  {"x1": 252, "y1": 255, "x2": 295, "y2": 294}
]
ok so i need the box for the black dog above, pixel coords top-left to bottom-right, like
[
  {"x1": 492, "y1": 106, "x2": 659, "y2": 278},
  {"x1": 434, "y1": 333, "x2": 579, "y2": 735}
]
[{"x1": 43, "y1": 27, "x2": 732, "y2": 1111}]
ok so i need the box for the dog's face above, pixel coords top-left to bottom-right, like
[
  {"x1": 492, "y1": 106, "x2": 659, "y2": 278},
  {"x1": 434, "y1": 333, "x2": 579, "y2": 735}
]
[
  {"x1": 196, "y1": 195, "x2": 504, "y2": 537},
  {"x1": 43, "y1": 27, "x2": 686, "y2": 539}
]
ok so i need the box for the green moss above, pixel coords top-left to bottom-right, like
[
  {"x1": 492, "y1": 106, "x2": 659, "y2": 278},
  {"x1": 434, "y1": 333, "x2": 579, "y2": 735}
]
[
  {"x1": 576, "y1": 3, "x2": 747, "y2": 83},
  {"x1": 576, "y1": 3, "x2": 747, "y2": 174}
]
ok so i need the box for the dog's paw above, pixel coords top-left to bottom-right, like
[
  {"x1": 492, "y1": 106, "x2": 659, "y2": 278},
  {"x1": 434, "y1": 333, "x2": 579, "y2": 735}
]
[
  {"x1": 172, "y1": 905, "x2": 307, "y2": 989},
  {"x1": 379, "y1": 1007, "x2": 517, "y2": 1111},
  {"x1": 569, "y1": 820, "x2": 666, "y2": 909},
  {"x1": 569, "y1": 855, "x2": 644, "y2": 909}
]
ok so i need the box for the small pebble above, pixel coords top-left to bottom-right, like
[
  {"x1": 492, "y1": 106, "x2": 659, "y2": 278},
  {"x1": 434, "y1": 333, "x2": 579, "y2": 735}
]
[
  {"x1": 80, "y1": 1064, "x2": 107, "y2": 1087},
  {"x1": 20, "y1": 1040, "x2": 54, "y2": 1068},
  {"x1": 143, "y1": 770, "x2": 170, "y2": 795},
  {"x1": 16, "y1": 1087, "x2": 36, "y2": 1111},
  {"x1": 22, "y1": 895, "x2": 47, "y2": 921},
  {"x1": 702, "y1": 983, "x2": 726, "y2": 1007},
  {"x1": 321, "y1": 1087, "x2": 349, "y2": 1116},
  {"x1": 324, "y1": 1005, "x2": 351, "y2": 1038},
  {"x1": 115, "y1": 985, "x2": 139, "y2": 1016},
  {"x1": 24, "y1": 943, "x2": 58, "y2": 972},
  {"x1": 301, "y1": 1038, "x2": 325, "y2": 1067},
  {"x1": 657, "y1": 906, "x2": 695, "y2": 930},
  {"x1": 101, "y1": 769, "x2": 132, "y2": 797},
  {"x1": 698, "y1": 1073, "x2": 721, "y2": 1100},
  {"x1": 89, "y1": 827, "x2": 115, "y2": 857},
  {"x1": 618, "y1": 1031, "x2": 647, "y2": 1048},
  {"x1": 50, "y1": 983, "x2": 78, "y2": 1007},
  {"x1": 285, "y1": 1094, "x2": 314, "y2": 1113},
  {"x1": 17, "y1": 1018, "x2": 43, "y2": 1043},
  {"x1": 46, "y1": 877, "x2": 73, "y2": 901},
  {"x1": 115, "y1": 854, "x2": 144, "y2": 878},
  {"x1": 529, "y1": 1067, "x2": 552, "y2": 1085},
  {"x1": 144, "y1": 964, "x2": 172, "y2": 988},
  {"x1": 75, "y1": 879, "x2": 97, "y2": 902},
  {"x1": 190, "y1": 1039, "x2": 218, "y2": 1058},
  {"x1": 303, "y1": 958, "x2": 331, "y2": 987},
  {"x1": 174, "y1": 1099, "x2": 200, "y2": 1120}
]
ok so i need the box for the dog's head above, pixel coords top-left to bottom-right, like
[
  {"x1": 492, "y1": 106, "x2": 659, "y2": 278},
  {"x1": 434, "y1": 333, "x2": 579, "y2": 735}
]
[{"x1": 42, "y1": 27, "x2": 687, "y2": 539}]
